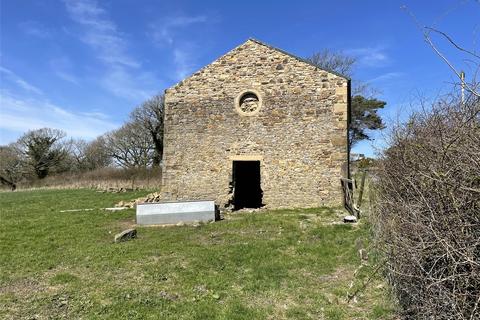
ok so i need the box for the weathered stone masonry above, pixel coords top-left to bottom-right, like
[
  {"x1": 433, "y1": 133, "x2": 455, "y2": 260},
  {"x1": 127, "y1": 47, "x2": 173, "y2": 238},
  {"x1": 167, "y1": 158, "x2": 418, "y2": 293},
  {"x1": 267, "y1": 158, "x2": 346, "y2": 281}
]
[{"x1": 161, "y1": 39, "x2": 350, "y2": 209}]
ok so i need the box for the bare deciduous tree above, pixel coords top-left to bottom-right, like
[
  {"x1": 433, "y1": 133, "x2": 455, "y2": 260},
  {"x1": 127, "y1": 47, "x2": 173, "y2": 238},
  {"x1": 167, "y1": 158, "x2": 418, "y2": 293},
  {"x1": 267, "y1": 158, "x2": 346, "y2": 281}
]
[
  {"x1": 83, "y1": 136, "x2": 111, "y2": 170},
  {"x1": 65, "y1": 137, "x2": 111, "y2": 171},
  {"x1": 306, "y1": 49, "x2": 356, "y2": 77},
  {"x1": 103, "y1": 122, "x2": 154, "y2": 169},
  {"x1": 373, "y1": 9, "x2": 480, "y2": 317},
  {"x1": 373, "y1": 94, "x2": 480, "y2": 320},
  {"x1": 130, "y1": 94, "x2": 164, "y2": 166},
  {"x1": 402, "y1": 3, "x2": 480, "y2": 98},
  {"x1": 0, "y1": 144, "x2": 24, "y2": 190}
]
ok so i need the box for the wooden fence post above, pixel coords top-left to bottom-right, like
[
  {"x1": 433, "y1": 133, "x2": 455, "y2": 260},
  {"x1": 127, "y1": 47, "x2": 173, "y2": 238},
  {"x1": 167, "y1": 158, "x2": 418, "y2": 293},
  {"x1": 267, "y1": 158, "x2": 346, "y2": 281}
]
[{"x1": 357, "y1": 170, "x2": 367, "y2": 209}]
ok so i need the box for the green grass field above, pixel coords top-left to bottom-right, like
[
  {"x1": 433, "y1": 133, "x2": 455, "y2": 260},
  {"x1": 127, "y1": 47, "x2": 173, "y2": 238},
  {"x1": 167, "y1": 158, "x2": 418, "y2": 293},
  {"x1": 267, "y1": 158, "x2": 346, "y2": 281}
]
[{"x1": 0, "y1": 189, "x2": 395, "y2": 319}]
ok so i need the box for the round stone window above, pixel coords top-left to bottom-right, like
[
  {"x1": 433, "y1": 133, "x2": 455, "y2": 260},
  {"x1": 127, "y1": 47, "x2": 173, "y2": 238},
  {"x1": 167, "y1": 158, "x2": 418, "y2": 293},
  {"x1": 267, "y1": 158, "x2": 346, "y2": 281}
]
[{"x1": 235, "y1": 90, "x2": 262, "y2": 116}]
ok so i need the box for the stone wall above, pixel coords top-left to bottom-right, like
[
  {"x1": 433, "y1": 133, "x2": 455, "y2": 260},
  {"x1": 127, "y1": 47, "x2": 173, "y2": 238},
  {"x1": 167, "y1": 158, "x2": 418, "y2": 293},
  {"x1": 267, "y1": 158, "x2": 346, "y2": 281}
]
[{"x1": 161, "y1": 39, "x2": 349, "y2": 209}]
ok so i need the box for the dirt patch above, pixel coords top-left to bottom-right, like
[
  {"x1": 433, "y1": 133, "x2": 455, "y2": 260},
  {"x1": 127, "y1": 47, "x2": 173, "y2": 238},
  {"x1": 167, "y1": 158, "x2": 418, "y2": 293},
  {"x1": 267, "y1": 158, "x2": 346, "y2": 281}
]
[
  {"x1": 247, "y1": 289, "x2": 302, "y2": 320},
  {"x1": 0, "y1": 278, "x2": 45, "y2": 297}
]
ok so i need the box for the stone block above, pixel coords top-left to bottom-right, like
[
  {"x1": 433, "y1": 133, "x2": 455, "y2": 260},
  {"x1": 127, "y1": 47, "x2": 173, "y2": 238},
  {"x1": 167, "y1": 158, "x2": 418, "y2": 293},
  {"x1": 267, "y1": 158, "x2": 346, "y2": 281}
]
[
  {"x1": 331, "y1": 137, "x2": 347, "y2": 147},
  {"x1": 344, "y1": 215, "x2": 357, "y2": 223},
  {"x1": 333, "y1": 103, "x2": 347, "y2": 113},
  {"x1": 114, "y1": 229, "x2": 137, "y2": 243},
  {"x1": 136, "y1": 200, "x2": 217, "y2": 225}
]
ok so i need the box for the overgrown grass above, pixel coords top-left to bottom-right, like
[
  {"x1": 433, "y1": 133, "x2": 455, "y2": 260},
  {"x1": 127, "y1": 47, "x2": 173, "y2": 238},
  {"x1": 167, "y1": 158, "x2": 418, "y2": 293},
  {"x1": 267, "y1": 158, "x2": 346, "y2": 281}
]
[
  {"x1": 0, "y1": 189, "x2": 395, "y2": 319},
  {"x1": 0, "y1": 167, "x2": 163, "y2": 191}
]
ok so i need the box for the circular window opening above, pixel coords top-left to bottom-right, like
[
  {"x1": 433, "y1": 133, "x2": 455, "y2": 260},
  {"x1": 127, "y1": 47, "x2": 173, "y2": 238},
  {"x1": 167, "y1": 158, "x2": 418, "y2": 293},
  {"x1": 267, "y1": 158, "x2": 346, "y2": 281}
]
[{"x1": 235, "y1": 90, "x2": 262, "y2": 116}]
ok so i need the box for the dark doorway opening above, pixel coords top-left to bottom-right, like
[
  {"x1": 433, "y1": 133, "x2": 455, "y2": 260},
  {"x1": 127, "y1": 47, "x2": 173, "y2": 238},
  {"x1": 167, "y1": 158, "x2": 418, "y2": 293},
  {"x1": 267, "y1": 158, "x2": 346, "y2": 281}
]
[{"x1": 232, "y1": 160, "x2": 263, "y2": 210}]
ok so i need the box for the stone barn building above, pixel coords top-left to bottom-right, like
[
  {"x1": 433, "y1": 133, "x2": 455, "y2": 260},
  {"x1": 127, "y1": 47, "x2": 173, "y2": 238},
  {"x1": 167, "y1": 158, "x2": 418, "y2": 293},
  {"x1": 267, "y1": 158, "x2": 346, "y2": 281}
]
[{"x1": 160, "y1": 39, "x2": 350, "y2": 210}]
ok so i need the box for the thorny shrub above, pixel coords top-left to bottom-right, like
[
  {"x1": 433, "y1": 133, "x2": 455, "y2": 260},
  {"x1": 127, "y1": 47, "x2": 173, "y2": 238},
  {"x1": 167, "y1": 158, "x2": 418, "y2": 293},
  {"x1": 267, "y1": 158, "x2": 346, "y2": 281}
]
[{"x1": 372, "y1": 95, "x2": 480, "y2": 319}]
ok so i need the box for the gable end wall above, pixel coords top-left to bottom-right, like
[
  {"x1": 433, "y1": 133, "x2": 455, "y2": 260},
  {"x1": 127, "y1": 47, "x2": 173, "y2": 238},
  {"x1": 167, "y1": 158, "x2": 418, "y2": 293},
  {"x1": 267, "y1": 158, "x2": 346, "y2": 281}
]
[{"x1": 161, "y1": 40, "x2": 349, "y2": 209}]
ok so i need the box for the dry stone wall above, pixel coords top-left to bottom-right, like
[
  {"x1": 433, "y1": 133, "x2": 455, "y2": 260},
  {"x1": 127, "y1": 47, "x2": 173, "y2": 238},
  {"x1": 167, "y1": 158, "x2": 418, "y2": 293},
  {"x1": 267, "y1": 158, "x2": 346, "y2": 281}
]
[{"x1": 161, "y1": 39, "x2": 349, "y2": 209}]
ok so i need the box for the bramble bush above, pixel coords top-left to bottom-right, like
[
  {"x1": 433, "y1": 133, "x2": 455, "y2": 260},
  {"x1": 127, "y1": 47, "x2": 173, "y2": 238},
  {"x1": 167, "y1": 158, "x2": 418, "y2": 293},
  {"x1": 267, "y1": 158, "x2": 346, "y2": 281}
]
[{"x1": 373, "y1": 94, "x2": 479, "y2": 319}]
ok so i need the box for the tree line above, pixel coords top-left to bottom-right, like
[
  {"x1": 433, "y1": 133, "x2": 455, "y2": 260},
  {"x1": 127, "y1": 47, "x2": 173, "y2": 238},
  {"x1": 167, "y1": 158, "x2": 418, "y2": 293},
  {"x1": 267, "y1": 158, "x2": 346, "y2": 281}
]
[{"x1": 0, "y1": 95, "x2": 165, "y2": 190}]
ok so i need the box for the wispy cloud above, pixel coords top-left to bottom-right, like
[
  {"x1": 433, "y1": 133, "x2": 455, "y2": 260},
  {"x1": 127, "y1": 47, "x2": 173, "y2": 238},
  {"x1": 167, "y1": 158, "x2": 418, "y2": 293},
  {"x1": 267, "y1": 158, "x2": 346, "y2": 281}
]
[
  {"x1": 63, "y1": 0, "x2": 160, "y2": 100},
  {"x1": 149, "y1": 13, "x2": 212, "y2": 81},
  {"x1": 368, "y1": 72, "x2": 405, "y2": 83},
  {"x1": 0, "y1": 90, "x2": 118, "y2": 143},
  {"x1": 64, "y1": 0, "x2": 139, "y2": 68},
  {"x1": 0, "y1": 66, "x2": 43, "y2": 95},
  {"x1": 19, "y1": 21, "x2": 52, "y2": 38},
  {"x1": 345, "y1": 46, "x2": 390, "y2": 67},
  {"x1": 50, "y1": 56, "x2": 80, "y2": 84},
  {"x1": 100, "y1": 67, "x2": 158, "y2": 101},
  {"x1": 173, "y1": 47, "x2": 197, "y2": 80},
  {"x1": 150, "y1": 15, "x2": 208, "y2": 45}
]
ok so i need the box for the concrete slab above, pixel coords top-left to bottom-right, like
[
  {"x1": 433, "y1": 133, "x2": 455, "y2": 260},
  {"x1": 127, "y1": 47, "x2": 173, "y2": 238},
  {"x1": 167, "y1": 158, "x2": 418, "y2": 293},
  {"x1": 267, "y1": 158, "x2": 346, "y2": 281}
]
[{"x1": 136, "y1": 200, "x2": 217, "y2": 225}]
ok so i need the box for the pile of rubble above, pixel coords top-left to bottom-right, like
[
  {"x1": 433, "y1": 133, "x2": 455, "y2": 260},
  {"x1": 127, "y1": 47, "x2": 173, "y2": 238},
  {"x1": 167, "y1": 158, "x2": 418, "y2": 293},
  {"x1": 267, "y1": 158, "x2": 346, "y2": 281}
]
[
  {"x1": 97, "y1": 187, "x2": 138, "y2": 193},
  {"x1": 115, "y1": 191, "x2": 162, "y2": 208}
]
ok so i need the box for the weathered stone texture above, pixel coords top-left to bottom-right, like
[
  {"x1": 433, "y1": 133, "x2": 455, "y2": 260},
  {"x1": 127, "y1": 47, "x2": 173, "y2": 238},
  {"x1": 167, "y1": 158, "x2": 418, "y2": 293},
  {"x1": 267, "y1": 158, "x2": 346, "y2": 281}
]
[{"x1": 161, "y1": 39, "x2": 349, "y2": 209}]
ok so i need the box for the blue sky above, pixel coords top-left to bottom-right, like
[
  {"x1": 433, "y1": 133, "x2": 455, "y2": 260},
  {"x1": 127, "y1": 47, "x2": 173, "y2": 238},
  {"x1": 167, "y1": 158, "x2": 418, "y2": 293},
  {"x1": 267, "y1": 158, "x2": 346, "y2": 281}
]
[{"x1": 1, "y1": 0, "x2": 479, "y2": 156}]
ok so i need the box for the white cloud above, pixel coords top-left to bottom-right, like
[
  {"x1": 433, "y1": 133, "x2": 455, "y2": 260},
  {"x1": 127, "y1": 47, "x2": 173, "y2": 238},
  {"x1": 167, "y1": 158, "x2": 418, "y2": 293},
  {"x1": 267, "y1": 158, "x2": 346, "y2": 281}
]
[
  {"x1": 173, "y1": 48, "x2": 196, "y2": 80},
  {"x1": 368, "y1": 72, "x2": 404, "y2": 83},
  {"x1": 150, "y1": 15, "x2": 208, "y2": 45},
  {"x1": 101, "y1": 66, "x2": 157, "y2": 101},
  {"x1": 50, "y1": 56, "x2": 80, "y2": 84},
  {"x1": 0, "y1": 90, "x2": 118, "y2": 143},
  {"x1": 56, "y1": 71, "x2": 80, "y2": 84},
  {"x1": 64, "y1": 0, "x2": 139, "y2": 68},
  {"x1": 345, "y1": 47, "x2": 390, "y2": 67},
  {"x1": 63, "y1": 0, "x2": 161, "y2": 101},
  {"x1": 148, "y1": 14, "x2": 212, "y2": 81},
  {"x1": 0, "y1": 66, "x2": 43, "y2": 95},
  {"x1": 19, "y1": 21, "x2": 52, "y2": 38}
]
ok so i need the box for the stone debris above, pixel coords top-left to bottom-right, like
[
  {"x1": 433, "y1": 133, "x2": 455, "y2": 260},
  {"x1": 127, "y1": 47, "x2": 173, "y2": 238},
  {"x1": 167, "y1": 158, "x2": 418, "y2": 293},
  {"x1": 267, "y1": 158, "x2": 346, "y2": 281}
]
[
  {"x1": 59, "y1": 208, "x2": 95, "y2": 213},
  {"x1": 115, "y1": 191, "x2": 162, "y2": 208},
  {"x1": 104, "y1": 207, "x2": 128, "y2": 211},
  {"x1": 343, "y1": 215, "x2": 358, "y2": 223},
  {"x1": 98, "y1": 187, "x2": 137, "y2": 193},
  {"x1": 359, "y1": 248, "x2": 369, "y2": 262},
  {"x1": 114, "y1": 228, "x2": 137, "y2": 243}
]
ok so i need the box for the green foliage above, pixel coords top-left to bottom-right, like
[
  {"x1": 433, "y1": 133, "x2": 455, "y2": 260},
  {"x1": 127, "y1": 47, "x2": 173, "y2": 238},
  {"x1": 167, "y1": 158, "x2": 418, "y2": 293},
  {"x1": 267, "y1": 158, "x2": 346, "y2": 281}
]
[
  {"x1": 18, "y1": 128, "x2": 67, "y2": 179},
  {"x1": 350, "y1": 96, "x2": 386, "y2": 145}
]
